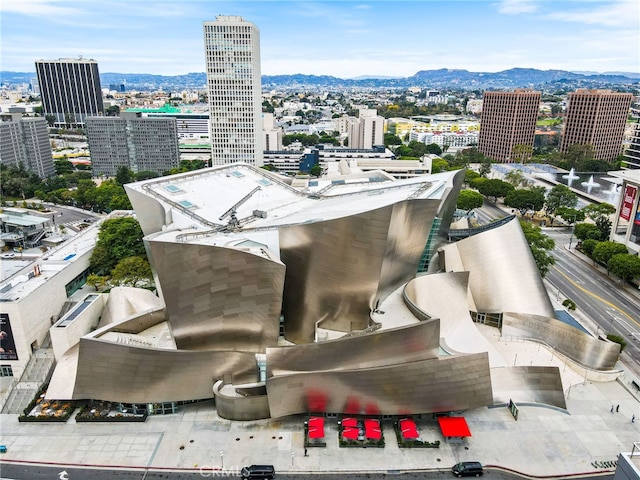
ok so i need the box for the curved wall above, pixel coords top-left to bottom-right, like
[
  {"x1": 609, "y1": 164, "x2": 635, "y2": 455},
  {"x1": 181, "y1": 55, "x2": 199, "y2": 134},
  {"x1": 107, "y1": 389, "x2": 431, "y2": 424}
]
[
  {"x1": 280, "y1": 200, "x2": 439, "y2": 344},
  {"x1": 440, "y1": 217, "x2": 554, "y2": 317},
  {"x1": 213, "y1": 380, "x2": 270, "y2": 421},
  {"x1": 124, "y1": 185, "x2": 169, "y2": 236},
  {"x1": 266, "y1": 320, "x2": 440, "y2": 377},
  {"x1": 147, "y1": 239, "x2": 285, "y2": 352},
  {"x1": 266, "y1": 353, "x2": 493, "y2": 418},
  {"x1": 47, "y1": 337, "x2": 258, "y2": 403},
  {"x1": 490, "y1": 366, "x2": 566, "y2": 409},
  {"x1": 502, "y1": 312, "x2": 621, "y2": 370}
]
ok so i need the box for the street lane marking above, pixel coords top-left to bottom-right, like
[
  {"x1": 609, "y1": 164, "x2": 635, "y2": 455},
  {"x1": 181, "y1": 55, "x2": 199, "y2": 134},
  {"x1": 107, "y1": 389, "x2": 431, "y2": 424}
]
[{"x1": 553, "y1": 267, "x2": 639, "y2": 327}]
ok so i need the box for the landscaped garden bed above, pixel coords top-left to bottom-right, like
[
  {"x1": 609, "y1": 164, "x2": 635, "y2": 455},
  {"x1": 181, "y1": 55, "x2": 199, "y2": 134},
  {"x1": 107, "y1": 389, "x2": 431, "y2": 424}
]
[
  {"x1": 19, "y1": 387, "x2": 76, "y2": 423},
  {"x1": 75, "y1": 401, "x2": 147, "y2": 422}
]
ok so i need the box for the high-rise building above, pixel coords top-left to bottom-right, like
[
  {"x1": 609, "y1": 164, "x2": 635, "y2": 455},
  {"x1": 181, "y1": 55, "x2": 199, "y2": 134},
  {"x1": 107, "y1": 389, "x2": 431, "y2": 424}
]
[
  {"x1": 347, "y1": 109, "x2": 384, "y2": 149},
  {"x1": 0, "y1": 113, "x2": 54, "y2": 178},
  {"x1": 203, "y1": 16, "x2": 263, "y2": 166},
  {"x1": 478, "y1": 89, "x2": 541, "y2": 163},
  {"x1": 35, "y1": 57, "x2": 104, "y2": 128},
  {"x1": 561, "y1": 89, "x2": 633, "y2": 162},
  {"x1": 624, "y1": 121, "x2": 640, "y2": 169},
  {"x1": 86, "y1": 113, "x2": 179, "y2": 176}
]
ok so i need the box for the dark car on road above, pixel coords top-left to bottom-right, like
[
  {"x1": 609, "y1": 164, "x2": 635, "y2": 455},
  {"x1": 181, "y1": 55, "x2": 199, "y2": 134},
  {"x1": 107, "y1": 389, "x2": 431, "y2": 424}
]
[{"x1": 452, "y1": 461, "x2": 483, "y2": 477}]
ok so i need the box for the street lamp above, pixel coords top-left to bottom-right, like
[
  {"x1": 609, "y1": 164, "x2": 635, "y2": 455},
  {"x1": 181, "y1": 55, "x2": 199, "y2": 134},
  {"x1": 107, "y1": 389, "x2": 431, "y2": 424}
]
[{"x1": 568, "y1": 215, "x2": 577, "y2": 250}]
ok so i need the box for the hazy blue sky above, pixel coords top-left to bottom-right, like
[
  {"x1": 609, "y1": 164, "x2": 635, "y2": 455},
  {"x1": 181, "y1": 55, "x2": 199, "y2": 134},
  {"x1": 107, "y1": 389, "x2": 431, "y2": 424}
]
[{"x1": 2, "y1": 0, "x2": 639, "y2": 77}]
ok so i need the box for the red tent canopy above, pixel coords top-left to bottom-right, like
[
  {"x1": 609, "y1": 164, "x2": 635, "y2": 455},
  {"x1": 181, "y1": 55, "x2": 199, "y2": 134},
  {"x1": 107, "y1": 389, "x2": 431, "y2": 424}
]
[
  {"x1": 364, "y1": 419, "x2": 381, "y2": 440},
  {"x1": 308, "y1": 417, "x2": 325, "y2": 438},
  {"x1": 342, "y1": 427, "x2": 359, "y2": 439},
  {"x1": 399, "y1": 418, "x2": 419, "y2": 439},
  {"x1": 342, "y1": 417, "x2": 357, "y2": 428},
  {"x1": 437, "y1": 416, "x2": 472, "y2": 437}
]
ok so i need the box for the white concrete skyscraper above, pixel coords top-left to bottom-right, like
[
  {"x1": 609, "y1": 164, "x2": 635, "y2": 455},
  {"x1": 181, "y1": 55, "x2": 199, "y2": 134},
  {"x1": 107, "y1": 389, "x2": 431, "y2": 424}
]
[{"x1": 204, "y1": 16, "x2": 263, "y2": 166}]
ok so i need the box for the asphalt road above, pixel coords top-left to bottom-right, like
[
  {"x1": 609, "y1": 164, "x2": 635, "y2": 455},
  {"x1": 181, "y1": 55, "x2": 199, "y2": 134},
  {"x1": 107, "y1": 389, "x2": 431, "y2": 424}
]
[
  {"x1": 544, "y1": 228, "x2": 640, "y2": 374},
  {"x1": 0, "y1": 463, "x2": 616, "y2": 480}
]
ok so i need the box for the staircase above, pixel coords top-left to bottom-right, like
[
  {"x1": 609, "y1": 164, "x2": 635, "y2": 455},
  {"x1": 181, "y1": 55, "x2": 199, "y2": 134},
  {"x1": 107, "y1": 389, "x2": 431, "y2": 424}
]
[{"x1": 1, "y1": 348, "x2": 56, "y2": 414}]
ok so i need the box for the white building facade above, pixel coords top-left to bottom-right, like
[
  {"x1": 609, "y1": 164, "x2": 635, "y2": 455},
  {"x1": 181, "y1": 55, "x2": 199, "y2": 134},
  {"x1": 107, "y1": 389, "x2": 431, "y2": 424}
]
[{"x1": 204, "y1": 16, "x2": 264, "y2": 166}]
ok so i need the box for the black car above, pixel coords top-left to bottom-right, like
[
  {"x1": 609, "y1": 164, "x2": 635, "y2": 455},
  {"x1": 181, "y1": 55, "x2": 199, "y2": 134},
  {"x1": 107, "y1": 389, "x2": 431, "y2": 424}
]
[
  {"x1": 241, "y1": 465, "x2": 275, "y2": 479},
  {"x1": 452, "y1": 461, "x2": 483, "y2": 477}
]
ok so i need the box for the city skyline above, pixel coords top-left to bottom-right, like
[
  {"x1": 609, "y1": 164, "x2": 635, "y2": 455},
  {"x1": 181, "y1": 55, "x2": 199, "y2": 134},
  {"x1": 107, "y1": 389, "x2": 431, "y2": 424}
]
[{"x1": 2, "y1": 0, "x2": 639, "y2": 78}]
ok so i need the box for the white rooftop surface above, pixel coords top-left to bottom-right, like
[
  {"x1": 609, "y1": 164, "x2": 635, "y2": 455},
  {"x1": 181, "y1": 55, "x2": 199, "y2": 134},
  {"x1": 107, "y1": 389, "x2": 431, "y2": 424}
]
[
  {"x1": 128, "y1": 164, "x2": 455, "y2": 233},
  {"x1": 0, "y1": 214, "x2": 121, "y2": 302}
]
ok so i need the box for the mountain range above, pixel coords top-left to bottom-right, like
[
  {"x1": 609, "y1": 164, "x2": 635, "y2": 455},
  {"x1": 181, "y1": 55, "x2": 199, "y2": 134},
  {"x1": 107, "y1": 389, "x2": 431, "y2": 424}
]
[{"x1": 1, "y1": 68, "x2": 638, "y2": 91}]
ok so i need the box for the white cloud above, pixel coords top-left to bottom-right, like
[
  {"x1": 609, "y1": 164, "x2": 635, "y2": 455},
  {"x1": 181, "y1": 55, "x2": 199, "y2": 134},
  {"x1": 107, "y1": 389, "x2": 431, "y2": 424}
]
[
  {"x1": 544, "y1": 0, "x2": 640, "y2": 27},
  {"x1": 0, "y1": 0, "x2": 82, "y2": 17},
  {"x1": 493, "y1": 0, "x2": 538, "y2": 15}
]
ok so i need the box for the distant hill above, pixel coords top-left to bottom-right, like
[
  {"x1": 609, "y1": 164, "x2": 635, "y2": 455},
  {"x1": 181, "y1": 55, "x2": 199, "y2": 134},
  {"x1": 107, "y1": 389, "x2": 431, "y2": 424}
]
[{"x1": 1, "y1": 68, "x2": 637, "y2": 91}]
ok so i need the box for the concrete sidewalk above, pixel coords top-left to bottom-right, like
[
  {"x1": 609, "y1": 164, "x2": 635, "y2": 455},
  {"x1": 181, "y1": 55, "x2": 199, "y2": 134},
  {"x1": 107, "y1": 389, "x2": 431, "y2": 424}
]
[{"x1": 1, "y1": 337, "x2": 638, "y2": 477}]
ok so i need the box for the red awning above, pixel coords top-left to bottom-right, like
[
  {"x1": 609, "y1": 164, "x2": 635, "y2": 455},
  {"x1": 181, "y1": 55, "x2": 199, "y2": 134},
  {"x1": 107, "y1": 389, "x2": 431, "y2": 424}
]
[
  {"x1": 399, "y1": 418, "x2": 419, "y2": 439},
  {"x1": 342, "y1": 417, "x2": 357, "y2": 428},
  {"x1": 308, "y1": 417, "x2": 325, "y2": 438},
  {"x1": 438, "y1": 416, "x2": 472, "y2": 437},
  {"x1": 342, "y1": 427, "x2": 359, "y2": 439},
  {"x1": 364, "y1": 419, "x2": 381, "y2": 440},
  {"x1": 309, "y1": 417, "x2": 324, "y2": 428}
]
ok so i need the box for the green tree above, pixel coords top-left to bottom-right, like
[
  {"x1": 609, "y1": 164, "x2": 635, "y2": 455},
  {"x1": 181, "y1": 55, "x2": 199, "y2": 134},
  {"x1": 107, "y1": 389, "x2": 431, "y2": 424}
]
[
  {"x1": 555, "y1": 207, "x2": 585, "y2": 225},
  {"x1": 574, "y1": 223, "x2": 603, "y2": 242},
  {"x1": 504, "y1": 189, "x2": 545, "y2": 214},
  {"x1": 476, "y1": 178, "x2": 514, "y2": 202},
  {"x1": 115, "y1": 166, "x2": 135, "y2": 186},
  {"x1": 608, "y1": 254, "x2": 640, "y2": 283},
  {"x1": 431, "y1": 158, "x2": 449, "y2": 174},
  {"x1": 464, "y1": 169, "x2": 480, "y2": 185},
  {"x1": 110, "y1": 256, "x2": 153, "y2": 287},
  {"x1": 135, "y1": 171, "x2": 160, "y2": 181},
  {"x1": 90, "y1": 217, "x2": 147, "y2": 274},
  {"x1": 581, "y1": 239, "x2": 600, "y2": 257},
  {"x1": 582, "y1": 203, "x2": 616, "y2": 221},
  {"x1": 54, "y1": 159, "x2": 74, "y2": 175},
  {"x1": 478, "y1": 159, "x2": 492, "y2": 177},
  {"x1": 86, "y1": 273, "x2": 109, "y2": 291},
  {"x1": 503, "y1": 170, "x2": 531, "y2": 189},
  {"x1": 309, "y1": 165, "x2": 322, "y2": 177},
  {"x1": 457, "y1": 190, "x2": 484, "y2": 211},
  {"x1": 545, "y1": 184, "x2": 578, "y2": 215},
  {"x1": 512, "y1": 144, "x2": 533, "y2": 163},
  {"x1": 384, "y1": 133, "x2": 403, "y2": 146},
  {"x1": 595, "y1": 215, "x2": 612, "y2": 241},
  {"x1": 424, "y1": 143, "x2": 442, "y2": 155},
  {"x1": 592, "y1": 241, "x2": 628, "y2": 271},
  {"x1": 564, "y1": 144, "x2": 594, "y2": 168},
  {"x1": 519, "y1": 219, "x2": 556, "y2": 277}
]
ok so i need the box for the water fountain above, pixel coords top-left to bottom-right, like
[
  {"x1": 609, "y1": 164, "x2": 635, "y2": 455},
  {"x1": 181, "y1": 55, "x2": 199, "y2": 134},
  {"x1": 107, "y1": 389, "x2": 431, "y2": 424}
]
[
  {"x1": 581, "y1": 175, "x2": 601, "y2": 188},
  {"x1": 562, "y1": 168, "x2": 580, "y2": 181}
]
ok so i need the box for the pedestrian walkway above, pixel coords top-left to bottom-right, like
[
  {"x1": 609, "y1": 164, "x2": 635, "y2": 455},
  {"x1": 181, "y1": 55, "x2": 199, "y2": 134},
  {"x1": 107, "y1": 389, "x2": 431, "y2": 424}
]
[{"x1": 1, "y1": 331, "x2": 638, "y2": 477}]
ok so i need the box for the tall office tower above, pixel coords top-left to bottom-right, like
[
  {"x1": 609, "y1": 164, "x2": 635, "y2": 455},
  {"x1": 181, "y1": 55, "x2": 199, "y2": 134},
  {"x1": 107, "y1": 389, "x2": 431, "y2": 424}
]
[
  {"x1": 624, "y1": 121, "x2": 640, "y2": 169},
  {"x1": 204, "y1": 16, "x2": 263, "y2": 166},
  {"x1": 478, "y1": 89, "x2": 541, "y2": 163},
  {"x1": 86, "y1": 113, "x2": 180, "y2": 176},
  {"x1": 35, "y1": 57, "x2": 104, "y2": 128},
  {"x1": 348, "y1": 108, "x2": 384, "y2": 149},
  {"x1": 0, "y1": 114, "x2": 54, "y2": 178},
  {"x1": 561, "y1": 89, "x2": 633, "y2": 162}
]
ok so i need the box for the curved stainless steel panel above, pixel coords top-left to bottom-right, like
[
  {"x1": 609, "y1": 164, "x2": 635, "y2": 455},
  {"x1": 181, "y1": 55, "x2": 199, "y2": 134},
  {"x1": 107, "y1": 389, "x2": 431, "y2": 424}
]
[
  {"x1": 280, "y1": 200, "x2": 440, "y2": 344},
  {"x1": 213, "y1": 380, "x2": 270, "y2": 421},
  {"x1": 266, "y1": 320, "x2": 440, "y2": 377},
  {"x1": 98, "y1": 286, "x2": 164, "y2": 328},
  {"x1": 124, "y1": 185, "x2": 169, "y2": 236},
  {"x1": 266, "y1": 353, "x2": 493, "y2": 418},
  {"x1": 490, "y1": 366, "x2": 566, "y2": 409},
  {"x1": 148, "y1": 239, "x2": 285, "y2": 352},
  {"x1": 403, "y1": 272, "x2": 503, "y2": 365},
  {"x1": 440, "y1": 217, "x2": 554, "y2": 317},
  {"x1": 47, "y1": 337, "x2": 258, "y2": 402},
  {"x1": 502, "y1": 312, "x2": 621, "y2": 370}
]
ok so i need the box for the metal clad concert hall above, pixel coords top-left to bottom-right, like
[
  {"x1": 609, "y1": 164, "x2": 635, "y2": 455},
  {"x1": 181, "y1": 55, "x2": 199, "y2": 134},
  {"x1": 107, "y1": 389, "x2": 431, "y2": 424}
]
[{"x1": 47, "y1": 164, "x2": 621, "y2": 420}]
